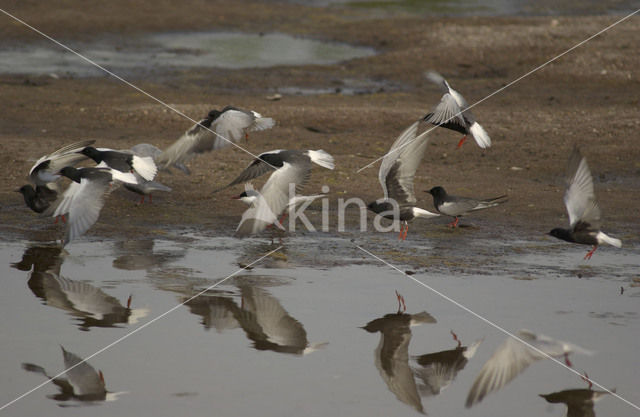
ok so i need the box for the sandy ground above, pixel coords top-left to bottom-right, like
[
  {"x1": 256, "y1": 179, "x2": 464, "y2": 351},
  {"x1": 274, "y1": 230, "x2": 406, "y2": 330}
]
[{"x1": 1, "y1": 1, "x2": 639, "y2": 245}]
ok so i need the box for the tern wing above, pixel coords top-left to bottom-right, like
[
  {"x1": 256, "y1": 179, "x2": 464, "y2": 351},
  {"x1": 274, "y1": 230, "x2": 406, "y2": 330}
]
[
  {"x1": 564, "y1": 147, "x2": 600, "y2": 229},
  {"x1": 380, "y1": 122, "x2": 430, "y2": 204}
]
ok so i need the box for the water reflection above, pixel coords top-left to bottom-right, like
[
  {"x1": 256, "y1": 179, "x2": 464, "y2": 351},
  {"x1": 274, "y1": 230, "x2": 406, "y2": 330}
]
[
  {"x1": 21, "y1": 345, "x2": 124, "y2": 406},
  {"x1": 361, "y1": 298, "x2": 437, "y2": 414},
  {"x1": 184, "y1": 283, "x2": 327, "y2": 355},
  {"x1": 540, "y1": 388, "x2": 612, "y2": 417},
  {"x1": 112, "y1": 239, "x2": 184, "y2": 271},
  {"x1": 465, "y1": 329, "x2": 592, "y2": 408},
  {"x1": 184, "y1": 292, "x2": 240, "y2": 333},
  {"x1": 412, "y1": 333, "x2": 481, "y2": 398},
  {"x1": 12, "y1": 245, "x2": 148, "y2": 330}
]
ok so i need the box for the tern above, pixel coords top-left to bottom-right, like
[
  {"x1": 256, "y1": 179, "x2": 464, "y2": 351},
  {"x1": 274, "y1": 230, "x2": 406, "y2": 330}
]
[
  {"x1": 367, "y1": 121, "x2": 440, "y2": 240},
  {"x1": 548, "y1": 146, "x2": 621, "y2": 259},
  {"x1": 53, "y1": 167, "x2": 138, "y2": 246},
  {"x1": 156, "y1": 106, "x2": 275, "y2": 172},
  {"x1": 427, "y1": 186, "x2": 507, "y2": 228},
  {"x1": 422, "y1": 71, "x2": 491, "y2": 149},
  {"x1": 216, "y1": 149, "x2": 334, "y2": 236},
  {"x1": 80, "y1": 146, "x2": 157, "y2": 181}
]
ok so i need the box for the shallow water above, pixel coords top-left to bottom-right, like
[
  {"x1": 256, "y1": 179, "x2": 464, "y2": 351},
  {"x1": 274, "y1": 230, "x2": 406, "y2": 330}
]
[
  {"x1": 0, "y1": 32, "x2": 375, "y2": 77},
  {"x1": 1, "y1": 232, "x2": 639, "y2": 416},
  {"x1": 299, "y1": 0, "x2": 638, "y2": 16}
]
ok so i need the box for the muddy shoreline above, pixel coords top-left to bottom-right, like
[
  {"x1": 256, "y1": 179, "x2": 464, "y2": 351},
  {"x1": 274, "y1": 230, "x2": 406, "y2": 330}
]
[{"x1": 1, "y1": 2, "x2": 638, "y2": 247}]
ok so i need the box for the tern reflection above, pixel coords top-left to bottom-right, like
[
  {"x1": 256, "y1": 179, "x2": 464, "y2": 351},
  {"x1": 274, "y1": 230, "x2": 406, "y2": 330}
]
[
  {"x1": 21, "y1": 345, "x2": 124, "y2": 405},
  {"x1": 12, "y1": 245, "x2": 148, "y2": 330},
  {"x1": 540, "y1": 388, "x2": 612, "y2": 417},
  {"x1": 112, "y1": 239, "x2": 184, "y2": 271},
  {"x1": 185, "y1": 284, "x2": 326, "y2": 355},
  {"x1": 184, "y1": 293, "x2": 240, "y2": 333},
  {"x1": 412, "y1": 332, "x2": 481, "y2": 398},
  {"x1": 362, "y1": 293, "x2": 437, "y2": 414}
]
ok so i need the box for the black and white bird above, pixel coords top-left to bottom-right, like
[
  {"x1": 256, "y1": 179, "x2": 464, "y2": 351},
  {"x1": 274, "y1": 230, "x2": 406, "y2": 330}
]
[
  {"x1": 367, "y1": 121, "x2": 440, "y2": 240},
  {"x1": 53, "y1": 167, "x2": 138, "y2": 246},
  {"x1": 156, "y1": 107, "x2": 275, "y2": 172},
  {"x1": 465, "y1": 329, "x2": 592, "y2": 408},
  {"x1": 29, "y1": 139, "x2": 96, "y2": 186},
  {"x1": 217, "y1": 149, "x2": 334, "y2": 236},
  {"x1": 21, "y1": 140, "x2": 97, "y2": 215},
  {"x1": 548, "y1": 146, "x2": 621, "y2": 260},
  {"x1": 427, "y1": 186, "x2": 507, "y2": 228},
  {"x1": 80, "y1": 146, "x2": 157, "y2": 182},
  {"x1": 232, "y1": 182, "x2": 325, "y2": 229},
  {"x1": 130, "y1": 143, "x2": 191, "y2": 175},
  {"x1": 422, "y1": 71, "x2": 491, "y2": 149},
  {"x1": 16, "y1": 184, "x2": 59, "y2": 215},
  {"x1": 539, "y1": 388, "x2": 612, "y2": 417}
]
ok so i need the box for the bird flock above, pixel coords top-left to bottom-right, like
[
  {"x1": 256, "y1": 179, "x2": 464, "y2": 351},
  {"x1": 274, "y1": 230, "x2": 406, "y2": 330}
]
[{"x1": 17, "y1": 73, "x2": 621, "y2": 259}]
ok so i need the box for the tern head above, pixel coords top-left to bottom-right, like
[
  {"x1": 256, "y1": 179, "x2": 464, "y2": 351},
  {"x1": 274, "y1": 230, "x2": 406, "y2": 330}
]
[
  {"x1": 80, "y1": 146, "x2": 101, "y2": 161},
  {"x1": 16, "y1": 185, "x2": 34, "y2": 196},
  {"x1": 427, "y1": 186, "x2": 446, "y2": 198},
  {"x1": 548, "y1": 228, "x2": 572, "y2": 242},
  {"x1": 232, "y1": 190, "x2": 259, "y2": 205},
  {"x1": 60, "y1": 166, "x2": 82, "y2": 183}
]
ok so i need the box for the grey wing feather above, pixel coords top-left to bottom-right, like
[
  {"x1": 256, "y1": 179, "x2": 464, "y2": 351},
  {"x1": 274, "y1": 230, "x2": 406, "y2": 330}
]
[
  {"x1": 241, "y1": 287, "x2": 307, "y2": 347},
  {"x1": 466, "y1": 331, "x2": 547, "y2": 407},
  {"x1": 61, "y1": 347, "x2": 105, "y2": 396},
  {"x1": 213, "y1": 109, "x2": 254, "y2": 142},
  {"x1": 423, "y1": 93, "x2": 466, "y2": 129},
  {"x1": 156, "y1": 120, "x2": 223, "y2": 169},
  {"x1": 30, "y1": 139, "x2": 95, "y2": 185},
  {"x1": 216, "y1": 157, "x2": 276, "y2": 192},
  {"x1": 235, "y1": 162, "x2": 307, "y2": 235},
  {"x1": 64, "y1": 177, "x2": 111, "y2": 245},
  {"x1": 564, "y1": 147, "x2": 600, "y2": 229},
  {"x1": 425, "y1": 71, "x2": 450, "y2": 93},
  {"x1": 379, "y1": 122, "x2": 430, "y2": 203},
  {"x1": 376, "y1": 330, "x2": 424, "y2": 414}
]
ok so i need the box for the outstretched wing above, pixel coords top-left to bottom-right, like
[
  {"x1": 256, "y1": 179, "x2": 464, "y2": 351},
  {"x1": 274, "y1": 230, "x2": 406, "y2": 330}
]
[
  {"x1": 564, "y1": 147, "x2": 600, "y2": 229},
  {"x1": 379, "y1": 121, "x2": 430, "y2": 204}
]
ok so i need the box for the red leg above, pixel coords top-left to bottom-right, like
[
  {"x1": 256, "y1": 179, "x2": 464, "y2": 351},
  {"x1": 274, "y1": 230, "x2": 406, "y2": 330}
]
[
  {"x1": 451, "y1": 330, "x2": 461, "y2": 348},
  {"x1": 456, "y1": 135, "x2": 467, "y2": 149},
  {"x1": 397, "y1": 223, "x2": 405, "y2": 240},
  {"x1": 581, "y1": 371, "x2": 593, "y2": 389},
  {"x1": 396, "y1": 290, "x2": 406, "y2": 313},
  {"x1": 402, "y1": 222, "x2": 408, "y2": 240},
  {"x1": 149, "y1": 194, "x2": 153, "y2": 204},
  {"x1": 139, "y1": 195, "x2": 145, "y2": 205},
  {"x1": 564, "y1": 352, "x2": 573, "y2": 368},
  {"x1": 61, "y1": 214, "x2": 67, "y2": 224},
  {"x1": 447, "y1": 217, "x2": 459, "y2": 228},
  {"x1": 127, "y1": 295, "x2": 132, "y2": 309},
  {"x1": 584, "y1": 245, "x2": 597, "y2": 260},
  {"x1": 278, "y1": 212, "x2": 288, "y2": 226}
]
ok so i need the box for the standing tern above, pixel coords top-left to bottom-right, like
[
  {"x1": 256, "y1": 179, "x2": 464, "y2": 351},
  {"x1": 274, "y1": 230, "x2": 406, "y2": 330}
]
[{"x1": 427, "y1": 186, "x2": 507, "y2": 228}]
